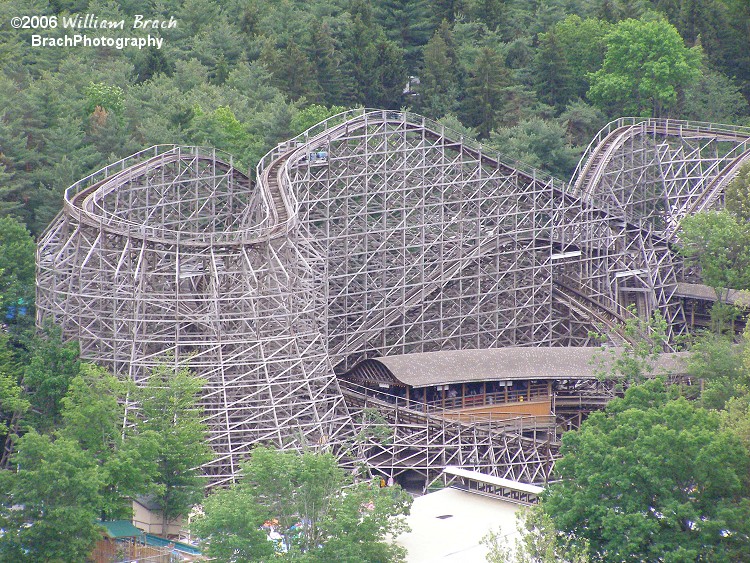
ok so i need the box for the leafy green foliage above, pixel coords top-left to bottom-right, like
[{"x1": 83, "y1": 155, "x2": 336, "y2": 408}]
[
  {"x1": 1, "y1": 0, "x2": 748, "y2": 228},
  {"x1": 0, "y1": 431, "x2": 104, "y2": 562},
  {"x1": 59, "y1": 363, "x2": 160, "y2": 519},
  {"x1": 0, "y1": 217, "x2": 36, "y2": 327},
  {"x1": 308, "y1": 479, "x2": 411, "y2": 562},
  {"x1": 135, "y1": 364, "x2": 213, "y2": 526},
  {"x1": 190, "y1": 486, "x2": 275, "y2": 562},
  {"x1": 592, "y1": 309, "x2": 669, "y2": 386},
  {"x1": 688, "y1": 333, "x2": 747, "y2": 410},
  {"x1": 188, "y1": 105, "x2": 262, "y2": 169},
  {"x1": 84, "y1": 82, "x2": 125, "y2": 116},
  {"x1": 545, "y1": 378, "x2": 750, "y2": 562},
  {"x1": 193, "y1": 446, "x2": 412, "y2": 561},
  {"x1": 588, "y1": 16, "x2": 702, "y2": 117},
  {"x1": 679, "y1": 210, "x2": 750, "y2": 294},
  {"x1": 0, "y1": 334, "x2": 28, "y2": 441},
  {"x1": 290, "y1": 104, "x2": 347, "y2": 136},
  {"x1": 540, "y1": 16, "x2": 612, "y2": 102},
  {"x1": 0, "y1": 355, "x2": 212, "y2": 558},
  {"x1": 483, "y1": 505, "x2": 590, "y2": 563},
  {"x1": 488, "y1": 118, "x2": 580, "y2": 179},
  {"x1": 22, "y1": 323, "x2": 82, "y2": 434},
  {"x1": 725, "y1": 163, "x2": 750, "y2": 222}
]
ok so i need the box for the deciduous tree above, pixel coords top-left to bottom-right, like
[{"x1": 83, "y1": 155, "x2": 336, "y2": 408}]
[
  {"x1": 544, "y1": 378, "x2": 750, "y2": 562},
  {"x1": 0, "y1": 431, "x2": 104, "y2": 562},
  {"x1": 59, "y1": 363, "x2": 159, "y2": 520},
  {"x1": 725, "y1": 163, "x2": 750, "y2": 222},
  {"x1": 679, "y1": 210, "x2": 750, "y2": 297},
  {"x1": 688, "y1": 332, "x2": 746, "y2": 410},
  {"x1": 483, "y1": 505, "x2": 590, "y2": 563},
  {"x1": 588, "y1": 16, "x2": 701, "y2": 117},
  {"x1": 193, "y1": 446, "x2": 412, "y2": 561},
  {"x1": 135, "y1": 364, "x2": 213, "y2": 531},
  {"x1": 22, "y1": 323, "x2": 81, "y2": 434}
]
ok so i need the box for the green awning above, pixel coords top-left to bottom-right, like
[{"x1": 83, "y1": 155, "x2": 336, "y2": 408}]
[{"x1": 100, "y1": 520, "x2": 142, "y2": 539}]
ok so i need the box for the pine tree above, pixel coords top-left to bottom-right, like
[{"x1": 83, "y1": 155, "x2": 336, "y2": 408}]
[
  {"x1": 417, "y1": 31, "x2": 459, "y2": 118},
  {"x1": 533, "y1": 30, "x2": 573, "y2": 110},
  {"x1": 374, "y1": 0, "x2": 433, "y2": 72},
  {"x1": 311, "y1": 22, "x2": 352, "y2": 106},
  {"x1": 135, "y1": 364, "x2": 213, "y2": 531},
  {"x1": 462, "y1": 47, "x2": 509, "y2": 137}
]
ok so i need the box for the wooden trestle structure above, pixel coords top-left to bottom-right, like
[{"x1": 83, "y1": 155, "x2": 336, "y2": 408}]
[{"x1": 36, "y1": 110, "x2": 750, "y2": 487}]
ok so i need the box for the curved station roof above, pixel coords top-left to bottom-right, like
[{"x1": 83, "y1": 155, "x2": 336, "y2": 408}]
[{"x1": 344, "y1": 347, "x2": 690, "y2": 388}]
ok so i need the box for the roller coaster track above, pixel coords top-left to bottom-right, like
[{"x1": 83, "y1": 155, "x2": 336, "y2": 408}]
[
  {"x1": 269, "y1": 112, "x2": 750, "y2": 349},
  {"x1": 340, "y1": 381, "x2": 557, "y2": 485},
  {"x1": 39, "y1": 110, "x2": 750, "y2": 486},
  {"x1": 258, "y1": 110, "x2": 664, "y2": 352},
  {"x1": 260, "y1": 112, "x2": 611, "y2": 342},
  {"x1": 64, "y1": 146, "x2": 255, "y2": 246},
  {"x1": 571, "y1": 117, "x2": 750, "y2": 216},
  {"x1": 677, "y1": 146, "x2": 750, "y2": 220},
  {"x1": 551, "y1": 279, "x2": 636, "y2": 345}
]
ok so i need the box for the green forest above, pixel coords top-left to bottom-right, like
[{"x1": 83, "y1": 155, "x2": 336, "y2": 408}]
[
  {"x1": 3, "y1": 0, "x2": 750, "y2": 561},
  {"x1": 2, "y1": 0, "x2": 750, "y2": 236}
]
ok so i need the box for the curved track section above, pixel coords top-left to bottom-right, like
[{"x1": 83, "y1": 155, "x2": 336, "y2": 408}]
[
  {"x1": 37, "y1": 110, "x2": 749, "y2": 486},
  {"x1": 37, "y1": 146, "x2": 353, "y2": 486},
  {"x1": 572, "y1": 117, "x2": 750, "y2": 231},
  {"x1": 569, "y1": 118, "x2": 750, "y2": 342}
]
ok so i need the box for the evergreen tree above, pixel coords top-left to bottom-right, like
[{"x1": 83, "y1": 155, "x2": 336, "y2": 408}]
[
  {"x1": 279, "y1": 40, "x2": 321, "y2": 102},
  {"x1": 467, "y1": 0, "x2": 506, "y2": 31},
  {"x1": 374, "y1": 0, "x2": 433, "y2": 72},
  {"x1": 432, "y1": 0, "x2": 462, "y2": 25},
  {"x1": 417, "y1": 29, "x2": 459, "y2": 118},
  {"x1": 311, "y1": 22, "x2": 352, "y2": 106},
  {"x1": 339, "y1": 2, "x2": 379, "y2": 105},
  {"x1": 462, "y1": 47, "x2": 509, "y2": 137},
  {"x1": 340, "y1": 4, "x2": 407, "y2": 108},
  {"x1": 533, "y1": 30, "x2": 574, "y2": 110},
  {"x1": 133, "y1": 46, "x2": 174, "y2": 84},
  {"x1": 369, "y1": 38, "x2": 408, "y2": 108}
]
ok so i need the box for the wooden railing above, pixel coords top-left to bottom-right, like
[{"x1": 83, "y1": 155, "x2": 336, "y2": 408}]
[{"x1": 433, "y1": 382, "x2": 551, "y2": 411}]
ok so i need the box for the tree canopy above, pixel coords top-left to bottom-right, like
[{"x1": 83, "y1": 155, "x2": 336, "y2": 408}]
[
  {"x1": 192, "y1": 446, "x2": 412, "y2": 562},
  {"x1": 588, "y1": 16, "x2": 702, "y2": 116},
  {"x1": 0, "y1": 357, "x2": 212, "y2": 560},
  {"x1": 1, "y1": 0, "x2": 749, "y2": 234},
  {"x1": 544, "y1": 378, "x2": 750, "y2": 562}
]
